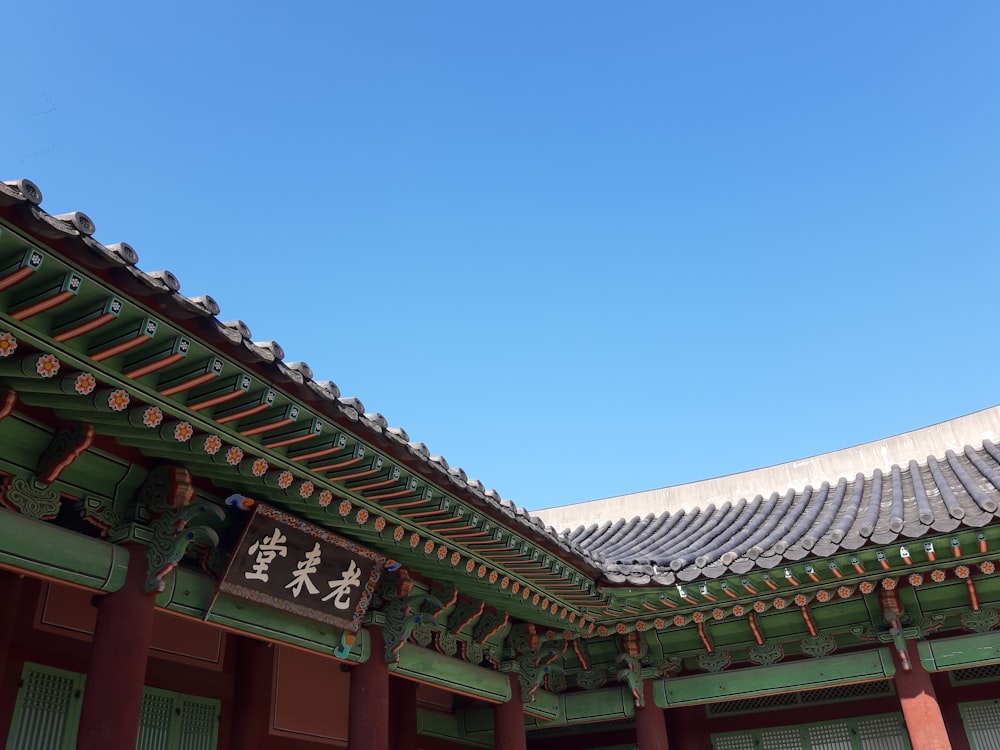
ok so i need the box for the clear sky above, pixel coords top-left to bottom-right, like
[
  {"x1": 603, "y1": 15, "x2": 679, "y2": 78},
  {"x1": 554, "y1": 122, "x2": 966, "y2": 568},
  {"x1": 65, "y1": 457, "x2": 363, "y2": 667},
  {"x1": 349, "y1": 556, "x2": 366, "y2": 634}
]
[{"x1": 6, "y1": 3, "x2": 999, "y2": 511}]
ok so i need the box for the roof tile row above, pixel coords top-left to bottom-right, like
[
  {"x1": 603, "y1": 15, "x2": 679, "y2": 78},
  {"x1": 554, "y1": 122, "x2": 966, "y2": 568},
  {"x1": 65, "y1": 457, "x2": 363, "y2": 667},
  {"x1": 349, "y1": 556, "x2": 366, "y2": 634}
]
[
  {"x1": 0, "y1": 178, "x2": 596, "y2": 569},
  {"x1": 567, "y1": 442, "x2": 1000, "y2": 584},
  {"x1": 6, "y1": 177, "x2": 999, "y2": 590}
]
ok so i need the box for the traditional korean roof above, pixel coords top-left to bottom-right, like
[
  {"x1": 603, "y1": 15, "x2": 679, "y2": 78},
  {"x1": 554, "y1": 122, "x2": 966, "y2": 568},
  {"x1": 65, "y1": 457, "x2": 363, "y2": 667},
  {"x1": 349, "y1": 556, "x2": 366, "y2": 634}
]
[
  {"x1": 4, "y1": 174, "x2": 1000, "y2": 633},
  {"x1": 0, "y1": 179, "x2": 576, "y2": 532},
  {"x1": 555, "y1": 437, "x2": 1000, "y2": 586}
]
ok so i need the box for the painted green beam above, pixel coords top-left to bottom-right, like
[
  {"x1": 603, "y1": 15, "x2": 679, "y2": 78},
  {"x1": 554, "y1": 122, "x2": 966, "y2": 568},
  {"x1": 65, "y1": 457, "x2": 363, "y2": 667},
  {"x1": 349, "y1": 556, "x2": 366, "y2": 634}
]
[
  {"x1": 653, "y1": 648, "x2": 896, "y2": 707},
  {"x1": 0, "y1": 508, "x2": 128, "y2": 591},
  {"x1": 156, "y1": 567, "x2": 366, "y2": 662},
  {"x1": 415, "y1": 709, "x2": 492, "y2": 749},
  {"x1": 462, "y1": 686, "x2": 635, "y2": 735},
  {"x1": 390, "y1": 642, "x2": 512, "y2": 703},
  {"x1": 918, "y1": 632, "x2": 1000, "y2": 672}
]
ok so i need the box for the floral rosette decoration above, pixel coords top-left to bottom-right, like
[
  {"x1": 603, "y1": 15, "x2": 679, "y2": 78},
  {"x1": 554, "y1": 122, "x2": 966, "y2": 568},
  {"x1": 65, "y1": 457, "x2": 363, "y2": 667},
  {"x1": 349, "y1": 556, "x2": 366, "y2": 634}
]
[
  {"x1": 203, "y1": 435, "x2": 222, "y2": 455},
  {"x1": 299, "y1": 481, "x2": 315, "y2": 499},
  {"x1": 251, "y1": 458, "x2": 268, "y2": 477},
  {"x1": 318, "y1": 490, "x2": 333, "y2": 507},
  {"x1": 107, "y1": 389, "x2": 130, "y2": 412},
  {"x1": 142, "y1": 406, "x2": 163, "y2": 428},
  {"x1": 277, "y1": 471, "x2": 293, "y2": 490},
  {"x1": 173, "y1": 422, "x2": 194, "y2": 442},
  {"x1": 74, "y1": 372, "x2": 97, "y2": 395},
  {"x1": 35, "y1": 353, "x2": 59, "y2": 378},
  {"x1": 0, "y1": 332, "x2": 17, "y2": 358},
  {"x1": 225, "y1": 446, "x2": 244, "y2": 466}
]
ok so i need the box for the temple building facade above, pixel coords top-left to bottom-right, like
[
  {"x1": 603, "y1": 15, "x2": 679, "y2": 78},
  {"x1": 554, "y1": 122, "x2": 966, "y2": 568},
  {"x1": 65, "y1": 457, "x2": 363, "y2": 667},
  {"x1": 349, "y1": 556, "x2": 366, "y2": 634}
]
[{"x1": 0, "y1": 177, "x2": 998, "y2": 750}]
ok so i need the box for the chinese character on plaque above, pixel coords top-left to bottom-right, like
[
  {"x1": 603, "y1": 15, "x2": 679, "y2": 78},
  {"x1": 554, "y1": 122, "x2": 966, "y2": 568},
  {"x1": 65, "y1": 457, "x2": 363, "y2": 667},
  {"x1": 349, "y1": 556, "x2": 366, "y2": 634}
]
[{"x1": 216, "y1": 502, "x2": 386, "y2": 632}]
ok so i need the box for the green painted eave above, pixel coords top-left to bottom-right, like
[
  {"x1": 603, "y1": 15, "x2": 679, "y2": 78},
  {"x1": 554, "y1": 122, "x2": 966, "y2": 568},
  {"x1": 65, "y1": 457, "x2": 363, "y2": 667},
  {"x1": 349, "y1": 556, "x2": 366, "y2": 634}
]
[
  {"x1": 917, "y1": 631, "x2": 1000, "y2": 672},
  {"x1": 0, "y1": 217, "x2": 606, "y2": 628},
  {"x1": 0, "y1": 507, "x2": 128, "y2": 591},
  {"x1": 653, "y1": 647, "x2": 896, "y2": 707}
]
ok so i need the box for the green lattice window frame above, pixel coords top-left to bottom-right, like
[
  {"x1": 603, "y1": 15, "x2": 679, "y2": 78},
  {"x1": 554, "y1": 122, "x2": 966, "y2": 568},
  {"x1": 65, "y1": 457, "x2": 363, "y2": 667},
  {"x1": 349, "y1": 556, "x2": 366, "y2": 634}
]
[
  {"x1": 711, "y1": 712, "x2": 911, "y2": 750},
  {"x1": 948, "y1": 663, "x2": 1000, "y2": 688},
  {"x1": 706, "y1": 680, "x2": 896, "y2": 717},
  {"x1": 4, "y1": 662, "x2": 219, "y2": 750},
  {"x1": 5, "y1": 662, "x2": 85, "y2": 750},
  {"x1": 959, "y1": 699, "x2": 1000, "y2": 750}
]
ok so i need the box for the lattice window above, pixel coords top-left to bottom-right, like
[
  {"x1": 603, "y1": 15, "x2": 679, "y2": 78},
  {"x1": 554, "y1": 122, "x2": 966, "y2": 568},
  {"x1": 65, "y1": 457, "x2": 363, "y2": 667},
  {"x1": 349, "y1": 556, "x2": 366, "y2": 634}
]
[
  {"x1": 712, "y1": 714, "x2": 911, "y2": 750},
  {"x1": 961, "y1": 699, "x2": 1000, "y2": 750},
  {"x1": 760, "y1": 728, "x2": 805, "y2": 749},
  {"x1": 3, "y1": 662, "x2": 218, "y2": 750},
  {"x1": 713, "y1": 734, "x2": 757, "y2": 750},
  {"x1": 950, "y1": 664, "x2": 1000, "y2": 686},
  {"x1": 707, "y1": 680, "x2": 893, "y2": 717},
  {"x1": 800, "y1": 681, "x2": 893, "y2": 705},
  {"x1": 710, "y1": 692, "x2": 800, "y2": 715},
  {"x1": 806, "y1": 722, "x2": 852, "y2": 750},
  {"x1": 856, "y1": 715, "x2": 908, "y2": 750},
  {"x1": 137, "y1": 688, "x2": 177, "y2": 750},
  {"x1": 5, "y1": 663, "x2": 85, "y2": 750},
  {"x1": 177, "y1": 696, "x2": 221, "y2": 750}
]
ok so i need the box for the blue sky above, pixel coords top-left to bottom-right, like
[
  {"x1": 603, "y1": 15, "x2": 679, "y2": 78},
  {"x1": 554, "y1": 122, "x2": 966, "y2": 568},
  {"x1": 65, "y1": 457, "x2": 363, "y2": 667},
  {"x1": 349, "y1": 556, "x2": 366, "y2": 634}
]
[{"x1": 6, "y1": 3, "x2": 999, "y2": 510}]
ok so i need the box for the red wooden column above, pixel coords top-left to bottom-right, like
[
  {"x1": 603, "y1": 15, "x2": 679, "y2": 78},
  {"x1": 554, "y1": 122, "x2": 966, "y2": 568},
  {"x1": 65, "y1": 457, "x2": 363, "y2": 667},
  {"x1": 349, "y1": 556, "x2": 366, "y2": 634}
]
[
  {"x1": 349, "y1": 626, "x2": 391, "y2": 750},
  {"x1": 0, "y1": 570, "x2": 24, "y2": 687},
  {"x1": 390, "y1": 676, "x2": 419, "y2": 749},
  {"x1": 635, "y1": 679, "x2": 669, "y2": 750},
  {"x1": 229, "y1": 638, "x2": 274, "y2": 750},
  {"x1": 493, "y1": 672, "x2": 527, "y2": 750},
  {"x1": 76, "y1": 543, "x2": 157, "y2": 750},
  {"x1": 0, "y1": 570, "x2": 25, "y2": 743},
  {"x1": 892, "y1": 639, "x2": 951, "y2": 750}
]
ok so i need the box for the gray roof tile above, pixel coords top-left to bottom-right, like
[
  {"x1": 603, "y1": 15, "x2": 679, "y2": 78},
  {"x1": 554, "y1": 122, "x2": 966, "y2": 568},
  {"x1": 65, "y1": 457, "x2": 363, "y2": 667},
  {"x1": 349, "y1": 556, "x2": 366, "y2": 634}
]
[
  {"x1": 4, "y1": 177, "x2": 999, "y2": 586},
  {"x1": 563, "y1": 443, "x2": 1000, "y2": 582}
]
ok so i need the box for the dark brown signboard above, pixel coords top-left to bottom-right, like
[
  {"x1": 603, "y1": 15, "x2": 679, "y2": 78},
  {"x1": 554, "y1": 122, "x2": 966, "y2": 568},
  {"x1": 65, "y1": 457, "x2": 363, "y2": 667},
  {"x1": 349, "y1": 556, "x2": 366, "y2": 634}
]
[{"x1": 217, "y1": 502, "x2": 386, "y2": 632}]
